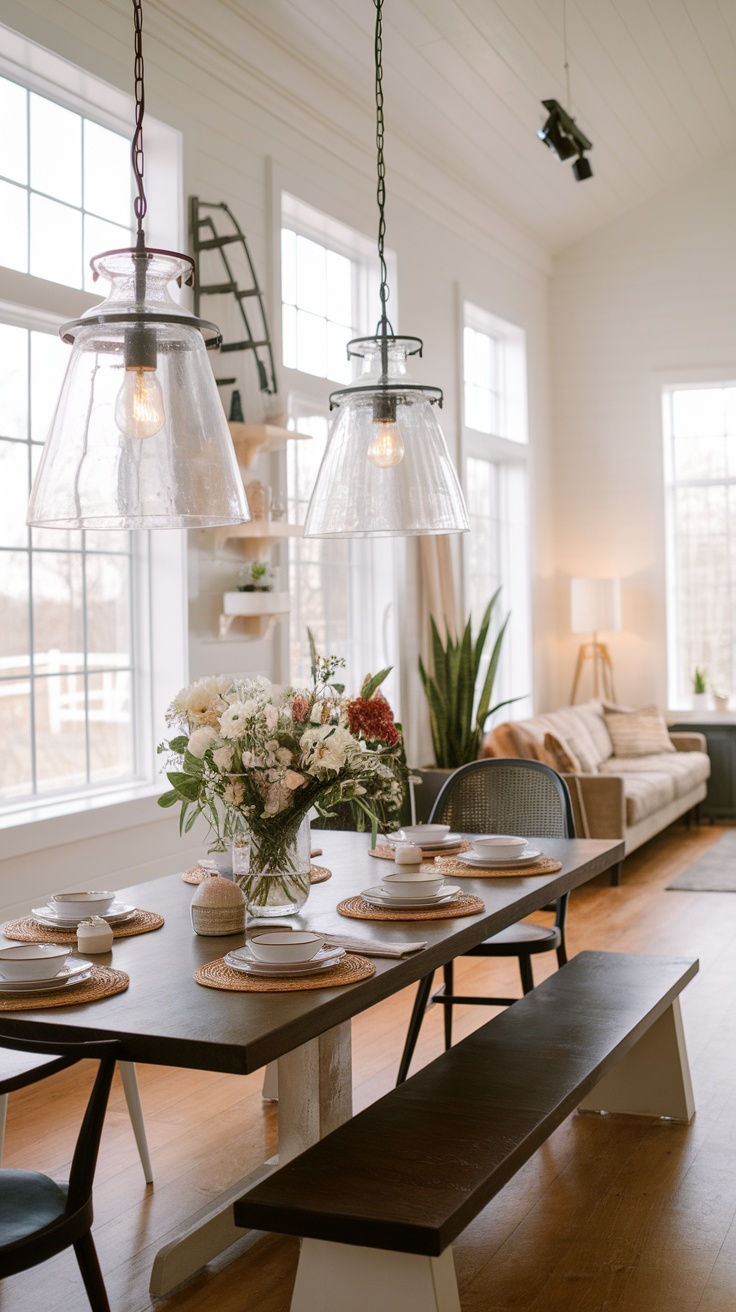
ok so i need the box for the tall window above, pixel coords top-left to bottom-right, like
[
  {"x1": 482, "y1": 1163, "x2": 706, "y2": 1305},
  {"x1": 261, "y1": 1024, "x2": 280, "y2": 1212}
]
[
  {"x1": 280, "y1": 194, "x2": 398, "y2": 705},
  {"x1": 0, "y1": 75, "x2": 132, "y2": 292},
  {"x1": 0, "y1": 59, "x2": 166, "y2": 812},
  {"x1": 663, "y1": 383, "x2": 736, "y2": 707},
  {"x1": 462, "y1": 302, "x2": 531, "y2": 716}
]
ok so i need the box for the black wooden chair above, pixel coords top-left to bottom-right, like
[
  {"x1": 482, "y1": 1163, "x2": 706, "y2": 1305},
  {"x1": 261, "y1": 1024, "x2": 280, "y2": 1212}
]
[
  {"x1": 0, "y1": 1032, "x2": 119, "y2": 1311},
  {"x1": 397, "y1": 758, "x2": 576, "y2": 1084}
]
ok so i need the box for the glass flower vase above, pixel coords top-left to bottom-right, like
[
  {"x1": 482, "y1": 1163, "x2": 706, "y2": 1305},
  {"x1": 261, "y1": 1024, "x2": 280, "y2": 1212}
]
[{"x1": 238, "y1": 815, "x2": 311, "y2": 916}]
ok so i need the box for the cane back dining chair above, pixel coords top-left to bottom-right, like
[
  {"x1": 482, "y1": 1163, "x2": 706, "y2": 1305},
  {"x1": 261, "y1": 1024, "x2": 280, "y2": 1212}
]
[
  {"x1": 0, "y1": 1032, "x2": 119, "y2": 1311},
  {"x1": 397, "y1": 759, "x2": 576, "y2": 1085}
]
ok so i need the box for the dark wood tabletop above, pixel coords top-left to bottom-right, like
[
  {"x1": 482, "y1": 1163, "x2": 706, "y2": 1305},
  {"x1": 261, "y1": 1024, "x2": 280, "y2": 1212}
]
[{"x1": 0, "y1": 833, "x2": 623, "y2": 1074}]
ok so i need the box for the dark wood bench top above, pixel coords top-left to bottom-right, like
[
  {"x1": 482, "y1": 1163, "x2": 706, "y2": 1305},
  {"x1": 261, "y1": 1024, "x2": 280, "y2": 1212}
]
[{"x1": 234, "y1": 951, "x2": 698, "y2": 1256}]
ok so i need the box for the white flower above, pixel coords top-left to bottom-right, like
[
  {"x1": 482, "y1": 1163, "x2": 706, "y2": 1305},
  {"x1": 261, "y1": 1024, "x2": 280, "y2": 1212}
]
[
  {"x1": 223, "y1": 780, "x2": 245, "y2": 807},
  {"x1": 310, "y1": 701, "x2": 325, "y2": 723},
  {"x1": 263, "y1": 703, "x2": 279, "y2": 732},
  {"x1": 262, "y1": 782, "x2": 293, "y2": 817},
  {"x1": 242, "y1": 749, "x2": 257, "y2": 769},
  {"x1": 276, "y1": 747, "x2": 292, "y2": 766},
  {"x1": 169, "y1": 675, "x2": 232, "y2": 727},
  {"x1": 212, "y1": 745, "x2": 233, "y2": 773},
  {"x1": 187, "y1": 726, "x2": 218, "y2": 758},
  {"x1": 301, "y1": 725, "x2": 355, "y2": 774},
  {"x1": 220, "y1": 702, "x2": 251, "y2": 738}
]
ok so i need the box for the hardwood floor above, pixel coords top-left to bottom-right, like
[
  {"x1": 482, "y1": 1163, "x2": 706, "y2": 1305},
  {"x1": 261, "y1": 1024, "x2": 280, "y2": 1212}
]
[{"x1": 2, "y1": 821, "x2": 735, "y2": 1311}]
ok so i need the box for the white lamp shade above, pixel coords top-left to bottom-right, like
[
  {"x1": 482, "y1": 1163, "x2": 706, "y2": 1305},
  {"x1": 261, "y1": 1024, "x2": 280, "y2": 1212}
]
[{"x1": 570, "y1": 577, "x2": 621, "y2": 635}]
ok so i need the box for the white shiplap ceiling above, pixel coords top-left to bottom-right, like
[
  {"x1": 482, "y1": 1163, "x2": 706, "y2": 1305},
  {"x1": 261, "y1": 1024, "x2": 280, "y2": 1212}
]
[{"x1": 235, "y1": 0, "x2": 736, "y2": 254}]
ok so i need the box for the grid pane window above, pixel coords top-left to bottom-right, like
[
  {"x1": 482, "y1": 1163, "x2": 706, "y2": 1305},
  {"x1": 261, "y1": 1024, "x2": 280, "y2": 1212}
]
[
  {"x1": 464, "y1": 326, "x2": 499, "y2": 435},
  {"x1": 281, "y1": 229, "x2": 355, "y2": 384},
  {"x1": 0, "y1": 76, "x2": 132, "y2": 290},
  {"x1": 665, "y1": 385, "x2": 736, "y2": 707},
  {"x1": 0, "y1": 320, "x2": 137, "y2": 804}
]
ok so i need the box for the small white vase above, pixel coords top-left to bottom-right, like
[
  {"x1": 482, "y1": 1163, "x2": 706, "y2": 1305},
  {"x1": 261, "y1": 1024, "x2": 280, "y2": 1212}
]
[{"x1": 691, "y1": 692, "x2": 710, "y2": 711}]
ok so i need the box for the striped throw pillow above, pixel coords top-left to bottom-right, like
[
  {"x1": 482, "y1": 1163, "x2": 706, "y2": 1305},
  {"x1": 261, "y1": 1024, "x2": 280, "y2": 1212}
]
[{"x1": 603, "y1": 706, "x2": 675, "y2": 758}]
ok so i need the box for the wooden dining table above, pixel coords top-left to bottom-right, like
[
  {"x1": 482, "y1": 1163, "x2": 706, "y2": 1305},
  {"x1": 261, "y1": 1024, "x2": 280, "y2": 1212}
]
[{"x1": 0, "y1": 830, "x2": 624, "y2": 1295}]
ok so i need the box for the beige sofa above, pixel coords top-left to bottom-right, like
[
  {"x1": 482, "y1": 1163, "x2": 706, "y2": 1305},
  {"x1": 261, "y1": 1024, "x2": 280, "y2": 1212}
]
[{"x1": 482, "y1": 701, "x2": 710, "y2": 884}]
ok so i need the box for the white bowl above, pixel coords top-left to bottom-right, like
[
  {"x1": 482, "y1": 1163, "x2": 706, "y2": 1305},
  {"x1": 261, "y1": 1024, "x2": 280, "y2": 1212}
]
[
  {"x1": 382, "y1": 873, "x2": 446, "y2": 899},
  {"x1": 50, "y1": 891, "x2": 116, "y2": 919},
  {"x1": 249, "y1": 932, "x2": 324, "y2": 964},
  {"x1": 0, "y1": 944, "x2": 71, "y2": 981},
  {"x1": 398, "y1": 824, "x2": 451, "y2": 843},
  {"x1": 472, "y1": 836, "x2": 528, "y2": 861}
]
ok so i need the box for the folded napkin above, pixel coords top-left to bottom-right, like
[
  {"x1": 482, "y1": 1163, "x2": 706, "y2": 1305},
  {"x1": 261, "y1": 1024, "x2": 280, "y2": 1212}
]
[{"x1": 310, "y1": 931, "x2": 427, "y2": 959}]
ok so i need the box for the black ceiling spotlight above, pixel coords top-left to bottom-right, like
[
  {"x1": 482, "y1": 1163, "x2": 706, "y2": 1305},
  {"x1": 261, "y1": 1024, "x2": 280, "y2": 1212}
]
[{"x1": 538, "y1": 99, "x2": 593, "y2": 181}]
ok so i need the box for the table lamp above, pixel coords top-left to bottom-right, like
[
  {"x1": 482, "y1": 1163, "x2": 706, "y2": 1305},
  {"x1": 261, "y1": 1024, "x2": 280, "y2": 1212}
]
[{"x1": 570, "y1": 577, "x2": 621, "y2": 703}]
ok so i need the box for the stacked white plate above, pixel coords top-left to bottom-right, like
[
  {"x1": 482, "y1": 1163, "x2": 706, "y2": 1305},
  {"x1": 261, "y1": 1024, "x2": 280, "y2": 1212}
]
[
  {"x1": 31, "y1": 902, "x2": 136, "y2": 929},
  {"x1": 0, "y1": 958, "x2": 94, "y2": 995},
  {"x1": 388, "y1": 832, "x2": 462, "y2": 850},
  {"x1": 361, "y1": 883, "x2": 461, "y2": 909},
  {"x1": 456, "y1": 848, "x2": 542, "y2": 869},
  {"x1": 224, "y1": 944, "x2": 346, "y2": 978}
]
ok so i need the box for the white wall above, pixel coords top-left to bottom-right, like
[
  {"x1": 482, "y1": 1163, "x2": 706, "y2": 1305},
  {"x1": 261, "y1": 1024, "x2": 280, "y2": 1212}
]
[
  {"x1": 549, "y1": 147, "x2": 736, "y2": 711},
  {"x1": 0, "y1": 0, "x2": 554, "y2": 908}
]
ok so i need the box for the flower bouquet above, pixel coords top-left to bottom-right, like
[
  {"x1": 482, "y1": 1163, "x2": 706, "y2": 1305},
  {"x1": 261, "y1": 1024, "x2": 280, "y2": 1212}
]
[{"x1": 158, "y1": 653, "x2": 405, "y2": 914}]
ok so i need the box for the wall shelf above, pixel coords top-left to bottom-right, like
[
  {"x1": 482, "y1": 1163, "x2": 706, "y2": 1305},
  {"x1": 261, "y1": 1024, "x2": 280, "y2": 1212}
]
[
  {"x1": 214, "y1": 520, "x2": 303, "y2": 557},
  {"x1": 219, "y1": 590, "x2": 290, "y2": 641},
  {"x1": 228, "y1": 422, "x2": 311, "y2": 468}
]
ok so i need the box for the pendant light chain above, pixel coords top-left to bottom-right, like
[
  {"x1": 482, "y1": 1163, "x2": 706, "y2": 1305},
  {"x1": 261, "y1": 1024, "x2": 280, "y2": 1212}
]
[
  {"x1": 562, "y1": 0, "x2": 572, "y2": 112},
  {"x1": 132, "y1": 0, "x2": 147, "y2": 240},
  {"x1": 374, "y1": 0, "x2": 392, "y2": 344}
]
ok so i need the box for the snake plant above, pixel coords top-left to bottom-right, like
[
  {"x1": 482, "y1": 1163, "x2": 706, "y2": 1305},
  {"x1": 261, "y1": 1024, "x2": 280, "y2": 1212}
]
[{"x1": 418, "y1": 587, "x2": 518, "y2": 768}]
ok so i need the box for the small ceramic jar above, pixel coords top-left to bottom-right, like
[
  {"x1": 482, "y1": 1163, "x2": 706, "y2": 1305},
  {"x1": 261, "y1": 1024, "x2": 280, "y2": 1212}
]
[
  {"x1": 191, "y1": 875, "x2": 246, "y2": 936},
  {"x1": 77, "y1": 916, "x2": 114, "y2": 954},
  {"x1": 394, "y1": 842, "x2": 424, "y2": 865}
]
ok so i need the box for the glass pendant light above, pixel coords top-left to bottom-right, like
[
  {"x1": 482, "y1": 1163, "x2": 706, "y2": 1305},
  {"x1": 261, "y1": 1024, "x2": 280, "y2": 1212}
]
[
  {"x1": 303, "y1": 0, "x2": 468, "y2": 539},
  {"x1": 27, "y1": 0, "x2": 249, "y2": 531}
]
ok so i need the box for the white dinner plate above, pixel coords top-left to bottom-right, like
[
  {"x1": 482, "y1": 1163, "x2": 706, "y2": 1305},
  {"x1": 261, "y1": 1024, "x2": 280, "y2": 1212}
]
[
  {"x1": 389, "y1": 833, "x2": 462, "y2": 849},
  {"x1": 31, "y1": 902, "x2": 136, "y2": 929},
  {"x1": 361, "y1": 884, "x2": 460, "y2": 909},
  {"x1": 456, "y1": 848, "x2": 542, "y2": 869},
  {"x1": 224, "y1": 947, "x2": 346, "y2": 978},
  {"x1": 0, "y1": 961, "x2": 93, "y2": 994}
]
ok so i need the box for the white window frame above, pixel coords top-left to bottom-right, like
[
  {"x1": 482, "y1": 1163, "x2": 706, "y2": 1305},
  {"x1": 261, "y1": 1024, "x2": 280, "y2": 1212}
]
[
  {"x1": 0, "y1": 25, "x2": 188, "y2": 836},
  {"x1": 272, "y1": 186, "x2": 399, "y2": 707},
  {"x1": 662, "y1": 376, "x2": 736, "y2": 710},
  {"x1": 459, "y1": 296, "x2": 532, "y2": 719}
]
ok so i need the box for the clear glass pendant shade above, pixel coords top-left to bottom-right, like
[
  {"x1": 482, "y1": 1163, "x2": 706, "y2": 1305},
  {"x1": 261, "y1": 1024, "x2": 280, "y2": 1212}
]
[
  {"x1": 27, "y1": 250, "x2": 250, "y2": 530},
  {"x1": 303, "y1": 339, "x2": 469, "y2": 538}
]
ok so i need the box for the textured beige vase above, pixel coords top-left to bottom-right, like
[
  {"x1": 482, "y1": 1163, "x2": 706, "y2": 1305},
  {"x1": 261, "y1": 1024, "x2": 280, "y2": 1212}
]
[{"x1": 190, "y1": 874, "x2": 246, "y2": 936}]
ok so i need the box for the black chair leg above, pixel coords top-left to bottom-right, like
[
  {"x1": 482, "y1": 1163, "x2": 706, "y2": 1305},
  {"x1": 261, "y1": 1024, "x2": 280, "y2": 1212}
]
[
  {"x1": 609, "y1": 861, "x2": 623, "y2": 887},
  {"x1": 396, "y1": 972, "x2": 435, "y2": 1086},
  {"x1": 73, "y1": 1232, "x2": 111, "y2": 1312},
  {"x1": 443, "y1": 961, "x2": 454, "y2": 1051},
  {"x1": 519, "y1": 953, "x2": 534, "y2": 994},
  {"x1": 556, "y1": 937, "x2": 568, "y2": 969}
]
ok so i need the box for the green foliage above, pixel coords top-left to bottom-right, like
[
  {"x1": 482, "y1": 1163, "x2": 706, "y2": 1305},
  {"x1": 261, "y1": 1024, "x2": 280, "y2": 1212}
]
[
  {"x1": 419, "y1": 589, "x2": 520, "y2": 768},
  {"x1": 693, "y1": 667, "x2": 707, "y2": 694}
]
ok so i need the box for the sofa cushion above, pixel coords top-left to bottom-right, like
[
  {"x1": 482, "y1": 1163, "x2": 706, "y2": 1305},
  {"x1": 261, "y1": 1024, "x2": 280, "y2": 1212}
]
[
  {"x1": 616, "y1": 771, "x2": 677, "y2": 825},
  {"x1": 598, "y1": 750, "x2": 710, "y2": 801},
  {"x1": 569, "y1": 701, "x2": 614, "y2": 768},
  {"x1": 536, "y1": 708, "x2": 601, "y2": 773},
  {"x1": 544, "y1": 731, "x2": 582, "y2": 774},
  {"x1": 604, "y1": 705, "x2": 675, "y2": 758}
]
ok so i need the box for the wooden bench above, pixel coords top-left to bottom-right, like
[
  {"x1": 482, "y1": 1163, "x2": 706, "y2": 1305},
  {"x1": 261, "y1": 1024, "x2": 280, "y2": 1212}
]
[{"x1": 234, "y1": 950, "x2": 698, "y2": 1312}]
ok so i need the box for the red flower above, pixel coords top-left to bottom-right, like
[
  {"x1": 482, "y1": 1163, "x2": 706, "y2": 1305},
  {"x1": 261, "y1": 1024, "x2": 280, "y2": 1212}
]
[
  {"x1": 346, "y1": 692, "x2": 399, "y2": 745},
  {"x1": 291, "y1": 696, "x2": 309, "y2": 723}
]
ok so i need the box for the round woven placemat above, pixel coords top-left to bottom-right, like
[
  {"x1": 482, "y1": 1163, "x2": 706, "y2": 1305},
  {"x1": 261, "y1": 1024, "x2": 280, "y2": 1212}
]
[
  {"x1": 337, "y1": 892, "x2": 485, "y2": 922},
  {"x1": 194, "y1": 952, "x2": 375, "y2": 993},
  {"x1": 2, "y1": 910, "x2": 164, "y2": 944},
  {"x1": 369, "y1": 841, "x2": 471, "y2": 861},
  {"x1": 182, "y1": 864, "x2": 331, "y2": 886},
  {"x1": 0, "y1": 966, "x2": 129, "y2": 1011},
  {"x1": 433, "y1": 856, "x2": 562, "y2": 879}
]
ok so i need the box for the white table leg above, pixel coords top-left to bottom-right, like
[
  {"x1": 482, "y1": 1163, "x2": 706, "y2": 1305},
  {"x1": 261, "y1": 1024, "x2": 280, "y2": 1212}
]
[
  {"x1": 262, "y1": 1060, "x2": 279, "y2": 1101},
  {"x1": 149, "y1": 1020, "x2": 352, "y2": 1297},
  {"x1": 579, "y1": 998, "x2": 695, "y2": 1123},
  {"x1": 291, "y1": 1240, "x2": 461, "y2": 1312},
  {"x1": 119, "y1": 1061, "x2": 154, "y2": 1184}
]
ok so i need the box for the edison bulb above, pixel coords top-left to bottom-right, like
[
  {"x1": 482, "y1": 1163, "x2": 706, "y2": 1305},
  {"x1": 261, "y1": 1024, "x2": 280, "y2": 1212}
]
[
  {"x1": 115, "y1": 369, "x2": 166, "y2": 439},
  {"x1": 367, "y1": 417, "x2": 405, "y2": 468}
]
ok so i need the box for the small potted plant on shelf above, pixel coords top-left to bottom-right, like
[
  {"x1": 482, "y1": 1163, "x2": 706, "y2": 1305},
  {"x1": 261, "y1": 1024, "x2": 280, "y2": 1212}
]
[
  {"x1": 415, "y1": 587, "x2": 520, "y2": 819},
  {"x1": 238, "y1": 560, "x2": 276, "y2": 592},
  {"x1": 692, "y1": 667, "x2": 709, "y2": 711}
]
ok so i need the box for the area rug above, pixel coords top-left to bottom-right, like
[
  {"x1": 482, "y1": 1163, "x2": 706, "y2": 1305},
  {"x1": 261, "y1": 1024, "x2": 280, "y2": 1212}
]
[{"x1": 666, "y1": 831, "x2": 736, "y2": 891}]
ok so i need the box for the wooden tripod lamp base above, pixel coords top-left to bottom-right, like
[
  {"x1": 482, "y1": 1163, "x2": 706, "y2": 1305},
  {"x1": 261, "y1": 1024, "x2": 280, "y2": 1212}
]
[
  {"x1": 570, "y1": 578, "x2": 621, "y2": 706},
  {"x1": 571, "y1": 639, "x2": 616, "y2": 704}
]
